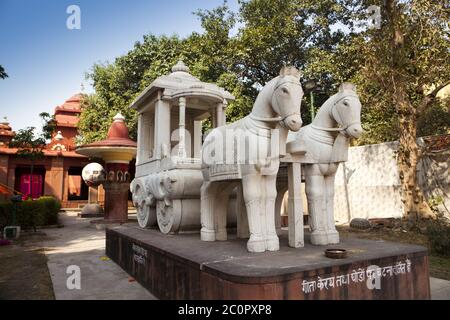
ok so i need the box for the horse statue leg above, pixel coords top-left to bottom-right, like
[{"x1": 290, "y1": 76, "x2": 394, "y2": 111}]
[
  {"x1": 324, "y1": 170, "x2": 339, "y2": 244},
  {"x1": 236, "y1": 184, "x2": 250, "y2": 238},
  {"x1": 264, "y1": 174, "x2": 280, "y2": 251},
  {"x1": 241, "y1": 173, "x2": 266, "y2": 253},
  {"x1": 274, "y1": 184, "x2": 288, "y2": 235},
  {"x1": 214, "y1": 183, "x2": 236, "y2": 241},
  {"x1": 201, "y1": 181, "x2": 219, "y2": 241},
  {"x1": 304, "y1": 164, "x2": 328, "y2": 245}
]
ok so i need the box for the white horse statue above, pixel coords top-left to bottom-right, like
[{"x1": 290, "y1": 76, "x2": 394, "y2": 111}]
[
  {"x1": 201, "y1": 66, "x2": 304, "y2": 253},
  {"x1": 287, "y1": 83, "x2": 363, "y2": 245}
]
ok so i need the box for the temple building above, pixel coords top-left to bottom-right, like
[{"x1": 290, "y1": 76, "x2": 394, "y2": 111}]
[{"x1": 0, "y1": 94, "x2": 105, "y2": 207}]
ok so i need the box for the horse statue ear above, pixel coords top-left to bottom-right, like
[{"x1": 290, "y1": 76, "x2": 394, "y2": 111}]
[
  {"x1": 339, "y1": 82, "x2": 357, "y2": 92},
  {"x1": 279, "y1": 65, "x2": 302, "y2": 79}
]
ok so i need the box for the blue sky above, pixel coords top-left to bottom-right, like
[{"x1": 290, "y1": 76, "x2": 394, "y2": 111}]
[{"x1": 0, "y1": 0, "x2": 239, "y2": 132}]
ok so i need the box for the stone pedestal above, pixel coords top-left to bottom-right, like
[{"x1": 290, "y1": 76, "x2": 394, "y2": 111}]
[
  {"x1": 76, "y1": 113, "x2": 137, "y2": 225},
  {"x1": 92, "y1": 162, "x2": 131, "y2": 224},
  {"x1": 106, "y1": 224, "x2": 430, "y2": 300},
  {"x1": 103, "y1": 181, "x2": 130, "y2": 222}
]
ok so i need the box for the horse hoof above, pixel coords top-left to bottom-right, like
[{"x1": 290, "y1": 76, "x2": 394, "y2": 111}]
[
  {"x1": 310, "y1": 231, "x2": 329, "y2": 245},
  {"x1": 265, "y1": 236, "x2": 280, "y2": 251},
  {"x1": 216, "y1": 230, "x2": 227, "y2": 241},
  {"x1": 327, "y1": 232, "x2": 340, "y2": 244},
  {"x1": 247, "y1": 237, "x2": 266, "y2": 253},
  {"x1": 201, "y1": 228, "x2": 216, "y2": 242}
]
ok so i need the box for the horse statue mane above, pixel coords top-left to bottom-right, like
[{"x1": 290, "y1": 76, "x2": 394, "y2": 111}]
[
  {"x1": 279, "y1": 65, "x2": 302, "y2": 78},
  {"x1": 287, "y1": 82, "x2": 362, "y2": 163}
]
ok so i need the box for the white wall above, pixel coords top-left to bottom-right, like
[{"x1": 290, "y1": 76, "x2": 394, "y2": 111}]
[
  {"x1": 333, "y1": 140, "x2": 450, "y2": 224},
  {"x1": 334, "y1": 142, "x2": 404, "y2": 224}
]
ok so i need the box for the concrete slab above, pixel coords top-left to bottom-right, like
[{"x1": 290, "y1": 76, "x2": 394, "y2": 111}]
[
  {"x1": 41, "y1": 211, "x2": 155, "y2": 300},
  {"x1": 430, "y1": 277, "x2": 450, "y2": 300}
]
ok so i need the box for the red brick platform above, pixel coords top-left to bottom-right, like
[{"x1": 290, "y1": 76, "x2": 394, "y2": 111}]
[{"x1": 106, "y1": 224, "x2": 430, "y2": 300}]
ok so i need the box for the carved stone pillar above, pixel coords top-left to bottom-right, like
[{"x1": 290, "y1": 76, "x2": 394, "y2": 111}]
[
  {"x1": 287, "y1": 162, "x2": 304, "y2": 248},
  {"x1": 193, "y1": 120, "x2": 202, "y2": 159},
  {"x1": 154, "y1": 95, "x2": 171, "y2": 159},
  {"x1": 216, "y1": 101, "x2": 224, "y2": 127},
  {"x1": 178, "y1": 97, "x2": 186, "y2": 158}
]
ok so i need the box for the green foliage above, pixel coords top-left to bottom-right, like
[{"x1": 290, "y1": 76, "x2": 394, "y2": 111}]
[
  {"x1": 0, "y1": 65, "x2": 7, "y2": 79},
  {"x1": 9, "y1": 127, "x2": 46, "y2": 162},
  {"x1": 418, "y1": 99, "x2": 450, "y2": 137},
  {"x1": 427, "y1": 195, "x2": 445, "y2": 212},
  {"x1": 39, "y1": 112, "x2": 57, "y2": 141},
  {"x1": 0, "y1": 196, "x2": 61, "y2": 230},
  {"x1": 425, "y1": 216, "x2": 450, "y2": 256},
  {"x1": 79, "y1": 0, "x2": 353, "y2": 143},
  {"x1": 79, "y1": 35, "x2": 189, "y2": 143},
  {"x1": 79, "y1": 0, "x2": 449, "y2": 145},
  {"x1": 336, "y1": 0, "x2": 450, "y2": 145}
]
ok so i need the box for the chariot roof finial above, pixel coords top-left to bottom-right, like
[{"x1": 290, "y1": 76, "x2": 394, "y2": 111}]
[{"x1": 172, "y1": 60, "x2": 190, "y2": 73}]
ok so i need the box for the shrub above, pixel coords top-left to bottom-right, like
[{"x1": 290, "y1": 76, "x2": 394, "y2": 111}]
[
  {"x1": 425, "y1": 216, "x2": 450, "y2": 256},
  {"x1": 39, "y1": 196, "x2": 61, "y2": 225},
  {"x1": 0, "y1": 196, "x2": 61, "y2": 230}
]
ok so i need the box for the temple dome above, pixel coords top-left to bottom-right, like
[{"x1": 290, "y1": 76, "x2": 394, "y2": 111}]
[
  {"x1": 107, "y1": 113, "x2": 131, "y2": 140},
  {"x1": 0, "y1": 117, "x2": 15, "y2": 146},
  {"x1": 76, "y1": 112, "x2": 137, "y2": 151}
]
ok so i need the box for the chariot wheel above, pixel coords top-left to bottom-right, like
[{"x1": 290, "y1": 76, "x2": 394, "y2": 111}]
[
  {"x1": 132, "y1": 180, "x2": 156, "y2": 228},
  {"x1": 156, "y1": 199, "x2": 181, "y2": 234}
]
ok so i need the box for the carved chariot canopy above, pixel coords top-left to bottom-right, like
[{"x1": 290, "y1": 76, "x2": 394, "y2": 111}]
[{"x1": 129, "y1": 60, "x2": 235, "y2": 112}]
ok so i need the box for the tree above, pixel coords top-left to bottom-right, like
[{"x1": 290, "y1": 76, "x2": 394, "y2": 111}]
[
  {"x1": 233, "y1": 0, "x2": 356, "y2": 122},
  {"x1": 9, "y1": 113, "x2": 56, "y2": 198},
  {"x1": 9, "y1": 128, "x2": 46, "y2": 198},
  {"x1": 0, "y1": 65, "x2": 7, "y2": 79},
  {"x1": 39, "y1": 112, "x2": 57, "y2": 141},
  {"x1": 79, "y1": 35, "x2": 189, "y2": 143},
  {"x1": 79, "y1": 0, "x2": 355, "y2": 143},
  {"x1": 79, "y1": 4, "x2": 244, "y2": 143},
  {"x1": 337, "y1": 0, "x2": 450, "y2": 219},
  {"x1": 78, "y1": 0, "x2": 449, "y2": 221}
]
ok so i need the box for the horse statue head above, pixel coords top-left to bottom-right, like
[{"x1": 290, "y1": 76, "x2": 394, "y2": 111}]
[
  {"x1": 330, "y1": 83, "x2": 363, "y2": 138},
  {"x1": 250, "y1": 66, "x2": 303, "y2": 132}
]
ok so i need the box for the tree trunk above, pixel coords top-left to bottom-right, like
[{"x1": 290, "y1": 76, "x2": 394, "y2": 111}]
[
  {"x1": 396, "y1": 98, "x2": 421, "y2": 220},
  {"x1": 387, "y1": 0, "x2": 431, "y2": 221}
]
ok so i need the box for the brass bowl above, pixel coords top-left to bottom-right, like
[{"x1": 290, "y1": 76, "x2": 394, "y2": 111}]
[{"x1": 325, "y1": 248, "x2": 348, "y2": 259}]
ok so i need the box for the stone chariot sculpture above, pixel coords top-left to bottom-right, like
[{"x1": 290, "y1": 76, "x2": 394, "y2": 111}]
[
  {"x1": 200, "y1": 66, "x2": 304, "y2": 253},
  {"x1": 129, "y1": 61, "x2": 235, "y2": 234}
]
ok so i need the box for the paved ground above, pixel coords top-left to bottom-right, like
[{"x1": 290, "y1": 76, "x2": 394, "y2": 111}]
[
  {"x1": 430, "y1": 277, "x2": 450, "y2": 300},
  {"x1": 35, "y1": 211, "x2": 449, "y2": 300},
  {"x1": 42, "y1": 211, "x2": 155, "y2": 300}
]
